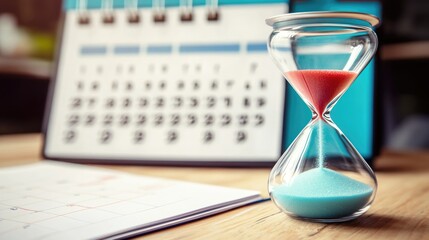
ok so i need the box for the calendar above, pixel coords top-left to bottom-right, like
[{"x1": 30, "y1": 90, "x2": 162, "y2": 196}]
[{"x1": 43, "y1": 0, "x2": 288, "y2": 165}]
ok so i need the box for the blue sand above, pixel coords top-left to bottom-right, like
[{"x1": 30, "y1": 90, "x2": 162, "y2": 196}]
[{"x1": 271, "y1": 168, "x2": 373, "y2": 219}]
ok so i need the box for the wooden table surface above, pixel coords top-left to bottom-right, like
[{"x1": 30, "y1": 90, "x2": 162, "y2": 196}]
[{"x1": 1, "y1": 134, "x2": 428, "y2": 239}]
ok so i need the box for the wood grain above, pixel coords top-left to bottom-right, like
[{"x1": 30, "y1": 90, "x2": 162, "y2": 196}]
[{"x1": 1, "y1": 134, "x2": 428, "y2": 240}]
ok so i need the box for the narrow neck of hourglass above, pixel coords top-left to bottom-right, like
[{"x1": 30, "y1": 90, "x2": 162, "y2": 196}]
[
  {"x1": 311, "y1": 109, "x2": 330, "y2": 122},
  {"x1": 309, "y1": 97, "x2": 339, "y2": 122}
]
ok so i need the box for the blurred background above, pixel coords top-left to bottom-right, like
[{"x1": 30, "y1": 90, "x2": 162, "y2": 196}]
[{"x1": 0, "y1": 0, "x2": 428, "y2": 152}]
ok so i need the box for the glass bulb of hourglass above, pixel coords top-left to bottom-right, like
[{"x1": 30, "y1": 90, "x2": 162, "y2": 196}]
[{"x1": 266, "y1": 12, "x2": 380, "y2": 222}]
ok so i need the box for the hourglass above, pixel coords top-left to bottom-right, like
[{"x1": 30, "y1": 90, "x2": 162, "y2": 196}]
[{"x1": 266, "y1": 12, "x2": 380, "y2": 222}]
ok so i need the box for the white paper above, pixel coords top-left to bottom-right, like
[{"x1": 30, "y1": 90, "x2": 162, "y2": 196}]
[{"x1": 0, "y1": 161, "x2": 262, "y2": 240}]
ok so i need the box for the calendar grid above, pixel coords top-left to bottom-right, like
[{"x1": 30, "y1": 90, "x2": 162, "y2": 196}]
[{"x1": 44, "y1": 2, "x2": 287, "y2": 165}]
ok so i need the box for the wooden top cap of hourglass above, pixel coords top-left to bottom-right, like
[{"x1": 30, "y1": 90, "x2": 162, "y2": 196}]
[{"x1": 266, "y1": 11, "x2": 380, "y2": 28}]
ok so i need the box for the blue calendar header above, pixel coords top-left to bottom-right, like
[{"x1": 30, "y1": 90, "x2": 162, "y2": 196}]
[
  {"x1": 79, "y1": 42, "x2": 268, "y2": 56},
  {"x1": 64, "y1": 0, "x2": 288, "y2": 10}
]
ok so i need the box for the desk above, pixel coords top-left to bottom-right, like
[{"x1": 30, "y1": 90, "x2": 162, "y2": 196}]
[{"x1": 1, "y1": 134, "x2": 428, "y2": 239}]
